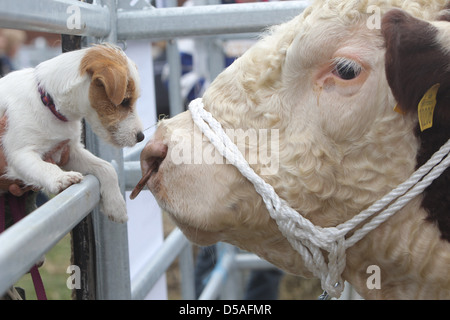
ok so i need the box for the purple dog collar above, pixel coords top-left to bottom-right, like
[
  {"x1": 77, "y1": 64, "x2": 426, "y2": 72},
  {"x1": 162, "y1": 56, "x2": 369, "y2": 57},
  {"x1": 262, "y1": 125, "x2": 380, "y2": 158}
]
[{"x1": 38, "y1": 84, "x2": 68, "y2": 122}]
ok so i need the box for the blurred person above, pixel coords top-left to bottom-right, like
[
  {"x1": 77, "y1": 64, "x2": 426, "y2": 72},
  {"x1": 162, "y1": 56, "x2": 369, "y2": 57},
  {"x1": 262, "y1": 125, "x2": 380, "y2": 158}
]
[{"x1": 0, "y1": 29, "x2": 26, "y2": 76}]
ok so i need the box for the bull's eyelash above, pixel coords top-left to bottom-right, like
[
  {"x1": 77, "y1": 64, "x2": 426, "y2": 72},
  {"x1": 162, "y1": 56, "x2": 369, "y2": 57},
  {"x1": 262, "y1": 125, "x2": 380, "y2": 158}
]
[
  {"x1": 331, "y1": 57, "x2": 362, "y2": 71},
  {"x1": 331, "y1": 57, "x2": 363, "y2": 80}
]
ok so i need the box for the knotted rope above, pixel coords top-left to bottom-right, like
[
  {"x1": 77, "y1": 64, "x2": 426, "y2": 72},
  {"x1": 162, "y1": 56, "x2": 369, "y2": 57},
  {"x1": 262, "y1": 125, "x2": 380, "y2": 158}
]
[{"x1": 189, "y1": 98, "x2": 450, "y2": 298}]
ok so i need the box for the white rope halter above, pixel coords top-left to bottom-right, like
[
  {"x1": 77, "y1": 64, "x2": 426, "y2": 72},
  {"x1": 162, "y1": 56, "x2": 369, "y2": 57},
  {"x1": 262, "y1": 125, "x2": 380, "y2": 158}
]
[{"x1": 189, "y1": 97, "x2": 450, "y2": 298}]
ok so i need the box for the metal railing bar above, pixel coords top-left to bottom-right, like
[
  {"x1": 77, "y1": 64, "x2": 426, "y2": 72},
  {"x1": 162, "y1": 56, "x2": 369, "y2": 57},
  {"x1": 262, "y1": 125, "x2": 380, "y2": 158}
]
[
  {"x1": 178, "y1": 240, "x2": 195, "y2": 299},
  {"x1": 0, "y1": 174, "x2": 100, "y2": 296},
  {"x1": 117, "y1": 1, "x2": 308, "y2": 40},
  {"x1": 130, "y1": 227, "x2": 189, "y2": 300},
  {"x1": 124, "y1": 161, "x2": 141, "y2": 191},
  {"x1": 197, "y1": 244, "x2": 235, "y2": 300},
  {"x1": 123, "y1": 144, "x2": 145, "y2": 162},
  {"x1": 0, "y1": 0, "x2": 110, "y2": 38}
]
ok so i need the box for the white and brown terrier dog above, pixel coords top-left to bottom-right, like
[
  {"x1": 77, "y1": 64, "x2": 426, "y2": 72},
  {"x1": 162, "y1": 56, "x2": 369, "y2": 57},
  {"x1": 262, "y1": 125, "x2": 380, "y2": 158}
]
[{"x1": 0, "y1": 44, "x2": 144, "y2": 223}]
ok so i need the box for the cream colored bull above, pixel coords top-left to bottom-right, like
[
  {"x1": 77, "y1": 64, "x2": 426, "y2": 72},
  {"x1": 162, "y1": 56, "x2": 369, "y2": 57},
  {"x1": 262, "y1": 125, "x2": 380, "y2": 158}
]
[{"x1": 139, "y1": 0, "x2": 450, "y2": 299}]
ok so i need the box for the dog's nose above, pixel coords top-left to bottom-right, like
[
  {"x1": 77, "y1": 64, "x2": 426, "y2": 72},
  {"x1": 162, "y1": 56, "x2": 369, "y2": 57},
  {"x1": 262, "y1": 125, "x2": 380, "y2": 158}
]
[{"x1": 136, "y1": 131, "x2": 145, "y2": 143}]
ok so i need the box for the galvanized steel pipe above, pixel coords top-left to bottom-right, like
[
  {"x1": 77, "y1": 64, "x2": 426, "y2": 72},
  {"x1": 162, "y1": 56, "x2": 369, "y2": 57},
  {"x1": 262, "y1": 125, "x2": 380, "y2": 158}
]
[
  {"x1": 0, "y1": 175, "x2": 100, "y2": 296},
  {"x1": 0, "y1": 0, "x2": 110, "y2": 37},
  {"x1": 117, "y1": 2, "x2": 308, "y2": 40}
]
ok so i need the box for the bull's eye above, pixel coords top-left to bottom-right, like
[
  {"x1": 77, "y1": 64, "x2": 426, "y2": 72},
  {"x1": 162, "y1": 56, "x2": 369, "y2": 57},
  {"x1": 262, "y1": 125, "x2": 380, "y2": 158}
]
[
  {"x1": 332, "y1": 57, "x2": 362, "y2": 80},
  {"x1": 121, "y1": 98, "x2": 131, "y2": 108}
]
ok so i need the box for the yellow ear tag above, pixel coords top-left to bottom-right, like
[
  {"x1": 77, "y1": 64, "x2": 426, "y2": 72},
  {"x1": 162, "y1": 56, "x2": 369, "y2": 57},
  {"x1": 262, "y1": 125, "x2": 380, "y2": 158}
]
[
  {"x1": 418, "y1": 83, "x2": 440, "y2": 132},
  {"x1": 393, "y1": 103, "x2": 406, "y2": 115}
]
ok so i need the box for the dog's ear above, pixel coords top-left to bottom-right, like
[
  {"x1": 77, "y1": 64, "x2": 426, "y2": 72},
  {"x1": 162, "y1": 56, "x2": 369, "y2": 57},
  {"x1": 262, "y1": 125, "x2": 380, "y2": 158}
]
[
  {"x1": 92, "y1": 66, "x2": 127, "y2": 106},
  {"x1": 80, "y1": 45, "x2": 129, "y2": 106}
]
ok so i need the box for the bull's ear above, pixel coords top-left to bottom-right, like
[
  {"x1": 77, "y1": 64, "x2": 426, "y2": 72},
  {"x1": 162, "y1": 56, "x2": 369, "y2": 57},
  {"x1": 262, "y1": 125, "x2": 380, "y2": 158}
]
[
  {"x1": 381, "y1": 7, "x2": 450, "y2": 244},
  {"x1": 92, "y1": 67, "x2": 128, "y2": 106},
  {"x1": 382, "y1": 8, "x2": 450, "y2": 135},
  {"x1": 437, "y1": 6, "x2": 450, "y2": 21},
  {"x1": 381, "y1": 9, "x2": 443, "y2": 116}
]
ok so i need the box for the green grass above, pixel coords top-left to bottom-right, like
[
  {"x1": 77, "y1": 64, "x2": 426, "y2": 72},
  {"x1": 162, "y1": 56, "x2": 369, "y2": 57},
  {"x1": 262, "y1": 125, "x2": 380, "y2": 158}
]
[{"x1": 14, "y1": 234, "x2": 73, "y2": 300}]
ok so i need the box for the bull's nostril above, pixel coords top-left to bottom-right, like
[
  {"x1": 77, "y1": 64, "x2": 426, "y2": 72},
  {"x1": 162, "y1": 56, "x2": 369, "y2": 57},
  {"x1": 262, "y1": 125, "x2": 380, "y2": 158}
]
[{"x1": 136, "y1": 131, "x2": 145, "y2": 142}]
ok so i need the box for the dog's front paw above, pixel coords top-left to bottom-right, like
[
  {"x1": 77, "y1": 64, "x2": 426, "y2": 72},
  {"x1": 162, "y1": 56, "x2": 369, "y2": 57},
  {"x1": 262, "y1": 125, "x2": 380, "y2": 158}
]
[
  {"x1": 48, "y1": 171, "x2": 83, "y2": 194},
  {"x1": 101, "y1": 194, "x2": 128, "y2": 223}
]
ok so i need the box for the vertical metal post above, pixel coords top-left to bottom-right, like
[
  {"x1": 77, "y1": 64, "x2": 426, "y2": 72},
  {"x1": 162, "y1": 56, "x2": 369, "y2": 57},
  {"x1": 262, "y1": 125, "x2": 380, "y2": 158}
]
[
  {"x1": 69, "y1": 212, "x2": 97, "y2": 300},
  {"x1": 198, "y1": 243, "x2": 236, "y2": 300},
  {"x1": 178, "y1": 242, "x2": 195, "y2": 299},
  {"x1": 166, "y1": 40, "x2": 184, "y2": 117},
  {"x1": 65, "y1": 0, "x2": 98, "y2": 301},
  {"x1": 84, "y1": 0, "x2": 131, "y2": 300},
  {"x1": 207, "y1": 39, "x2": 225, "y2": 81},
  {"x1": 163, "y1": 0, "x2": 184, "y2": 117},
  {"x1": 221, "y1": 246, "x2": 242, "y2": 299}
]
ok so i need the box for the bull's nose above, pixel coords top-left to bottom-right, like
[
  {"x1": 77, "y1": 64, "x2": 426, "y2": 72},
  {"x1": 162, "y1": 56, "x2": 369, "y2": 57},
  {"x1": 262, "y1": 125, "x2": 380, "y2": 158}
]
[
  {"x1": 136, "y1": 131, "x2": 145, "y2": 143},
  {"x1": 141, "y1": 140, "x2": 167, "y2": 160},
  {"x1": 140, "y1": 140, "x2": 168, "y2": 180}
]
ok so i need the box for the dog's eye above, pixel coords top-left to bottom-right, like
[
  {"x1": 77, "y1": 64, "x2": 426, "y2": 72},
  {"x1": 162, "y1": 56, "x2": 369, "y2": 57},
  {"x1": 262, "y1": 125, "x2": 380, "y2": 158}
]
[
  {"x1": 332, "y1": 57, "x2": 362, "y2": 80},
  {"x1": 121, "y1": 98, "x2": 131, "y2": 108}
]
